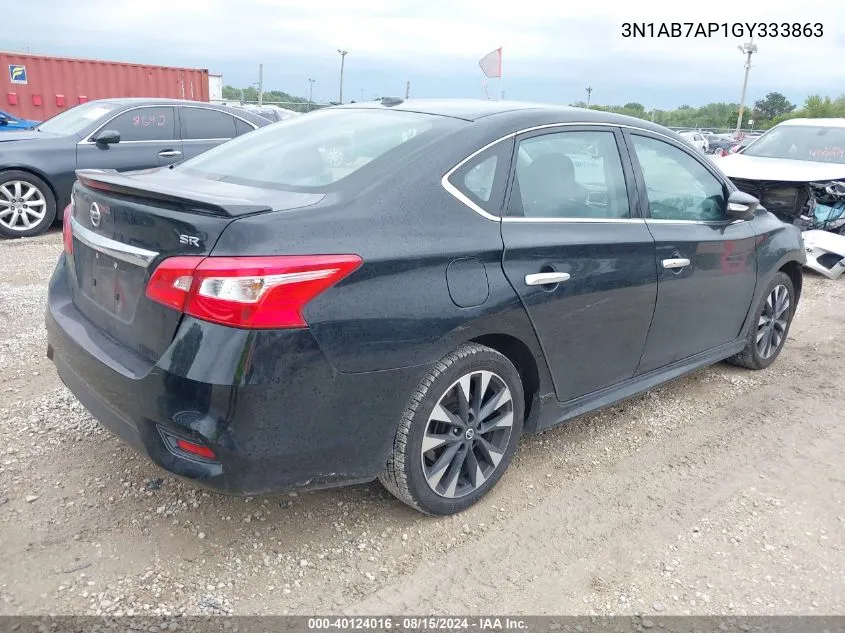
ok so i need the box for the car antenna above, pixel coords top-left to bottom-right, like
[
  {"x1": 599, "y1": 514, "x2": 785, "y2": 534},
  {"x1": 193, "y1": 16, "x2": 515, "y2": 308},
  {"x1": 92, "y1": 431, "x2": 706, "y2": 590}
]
[{"x1": 381, "y1": 96, "x2": 404, "y2": 107}]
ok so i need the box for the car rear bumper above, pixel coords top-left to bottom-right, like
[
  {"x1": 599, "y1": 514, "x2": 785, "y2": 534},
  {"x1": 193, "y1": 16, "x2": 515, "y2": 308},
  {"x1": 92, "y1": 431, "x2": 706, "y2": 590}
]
[{"x1": 46, "y1": 256, "x2": 426, "y2": 496}]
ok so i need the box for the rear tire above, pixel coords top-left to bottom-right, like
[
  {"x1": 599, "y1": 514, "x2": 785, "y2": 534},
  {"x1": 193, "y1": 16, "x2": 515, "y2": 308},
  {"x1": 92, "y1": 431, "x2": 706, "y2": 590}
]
[
  {"x1": 379, "y1": 343, "x2": 524, "y2": 515},
  {"x1": 0, "y1": 170, "x2": 57, "y2": 238},
  {"x1": 727, "y1": 271, "x2": 795, "y2": 370}
]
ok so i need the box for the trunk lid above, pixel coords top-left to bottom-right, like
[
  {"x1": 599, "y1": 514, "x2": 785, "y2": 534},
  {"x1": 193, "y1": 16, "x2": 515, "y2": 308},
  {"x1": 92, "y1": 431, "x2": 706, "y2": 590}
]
[{"x1": 67, "y1": 168, "x2": 324, "y2": 361}]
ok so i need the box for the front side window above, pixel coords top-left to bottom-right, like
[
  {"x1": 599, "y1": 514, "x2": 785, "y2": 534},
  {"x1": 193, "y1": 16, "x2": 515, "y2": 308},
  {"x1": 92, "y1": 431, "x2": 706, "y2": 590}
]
[
  {"x1": 631, "y1": 135, "x2": 726, "y2": 221},
  {"x1": 510, "y1": 130, "x2": 630, "y2": 219},
  {"x1": 180, "y1": 108, "x2": 456, "y2": 190},
  {"x1": 104, "y1": 107, "x2": 177, "y2": 142},
  {"x1": 181, "y1": 107, "x2": 237, "y2": 140}
]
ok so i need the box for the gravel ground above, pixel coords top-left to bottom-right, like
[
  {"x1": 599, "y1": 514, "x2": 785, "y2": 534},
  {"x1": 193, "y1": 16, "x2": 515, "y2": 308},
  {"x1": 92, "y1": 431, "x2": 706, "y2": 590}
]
[{"x1": 0, "y1": 230, "x2": 843, "y2": 616}]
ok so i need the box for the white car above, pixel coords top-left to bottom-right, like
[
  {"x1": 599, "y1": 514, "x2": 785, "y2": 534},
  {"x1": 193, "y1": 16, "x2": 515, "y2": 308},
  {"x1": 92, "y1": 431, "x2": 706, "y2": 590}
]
[
  {"x1": 678, "y1": 131, "x2": 709, "y2": 153},
  {"x1": 715, "y1": 118, "x2": 845, "y2": 278}
]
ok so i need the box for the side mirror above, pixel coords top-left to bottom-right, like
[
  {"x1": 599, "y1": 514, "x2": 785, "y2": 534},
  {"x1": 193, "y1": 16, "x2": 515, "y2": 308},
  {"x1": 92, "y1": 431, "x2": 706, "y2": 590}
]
[
  {"x1": 94, "y1": 129, "x2": 121, "y2": 146},
  {"x1": 726, "y1": 189, "x2": 759, "y2": 220}
]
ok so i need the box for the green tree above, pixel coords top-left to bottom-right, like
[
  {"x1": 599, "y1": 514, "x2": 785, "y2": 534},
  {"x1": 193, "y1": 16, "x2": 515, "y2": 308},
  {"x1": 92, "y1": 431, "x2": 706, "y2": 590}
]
[{"x1": 752, "y1": 92, "x2": 795, "y2": 123}]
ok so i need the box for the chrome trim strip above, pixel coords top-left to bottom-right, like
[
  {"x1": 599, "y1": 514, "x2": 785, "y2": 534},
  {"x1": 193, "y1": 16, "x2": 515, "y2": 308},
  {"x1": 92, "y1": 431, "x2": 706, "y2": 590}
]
[
  {"x1": 645, "y1": 218, "x2": 744, "y2": 226},
  {"x1": 502, "y1": 217, "x2": 645, "y2": 224},
  {"x1": 71, "y1": 217, "x2": 159, "y2": 268}
]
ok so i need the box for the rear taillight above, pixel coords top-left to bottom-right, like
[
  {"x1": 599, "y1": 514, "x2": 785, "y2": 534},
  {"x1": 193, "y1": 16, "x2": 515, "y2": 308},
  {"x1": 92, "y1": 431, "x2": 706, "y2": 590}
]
[
  {"x1": 62, "y1": 204, "x2": 73, "y2": 254},
  {"x1": 145, "y1": 255, "x2": 362, "y2": 329}
]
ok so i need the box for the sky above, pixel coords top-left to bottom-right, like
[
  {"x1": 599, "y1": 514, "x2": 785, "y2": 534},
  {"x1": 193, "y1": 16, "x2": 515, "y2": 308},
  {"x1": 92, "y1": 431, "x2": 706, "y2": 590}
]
[{"x1": 5, "y1": 0, "x2": 845, "y2": 109}]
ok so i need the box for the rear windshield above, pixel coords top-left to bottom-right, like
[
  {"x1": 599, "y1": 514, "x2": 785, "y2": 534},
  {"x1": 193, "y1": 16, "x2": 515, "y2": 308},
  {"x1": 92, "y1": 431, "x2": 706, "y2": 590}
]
[{"x1": 179, "y1": 108, "x2": 458, "y2": 190}]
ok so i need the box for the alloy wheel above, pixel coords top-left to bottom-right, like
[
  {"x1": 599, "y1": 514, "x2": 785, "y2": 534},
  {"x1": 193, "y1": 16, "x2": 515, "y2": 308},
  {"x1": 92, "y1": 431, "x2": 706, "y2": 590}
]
[
  {"x1": 756, "y1": 284, "x2": 790, "y2": 359},
  {"x1": 0, "y1": 180, "x2": 47, "y2": 232},
  {"x1": 421, "y1": 370, "x2": 514, "y2": 499}
]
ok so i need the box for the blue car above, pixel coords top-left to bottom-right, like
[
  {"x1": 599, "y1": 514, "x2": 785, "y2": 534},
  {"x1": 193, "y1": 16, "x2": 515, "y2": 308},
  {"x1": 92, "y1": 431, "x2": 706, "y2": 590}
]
[{"x1": 0, "y1": 109, "x2": 39, "y2": 131}]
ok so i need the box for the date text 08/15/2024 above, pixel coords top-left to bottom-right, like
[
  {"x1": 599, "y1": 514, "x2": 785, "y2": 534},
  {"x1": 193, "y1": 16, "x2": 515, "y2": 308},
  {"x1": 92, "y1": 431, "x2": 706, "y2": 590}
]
[
  {"x1": 621, "y1": 22, "x2": 823, "y2": 38},
  {"x1": 307, "y1": 618, "x2": 529, "y2": 630}
]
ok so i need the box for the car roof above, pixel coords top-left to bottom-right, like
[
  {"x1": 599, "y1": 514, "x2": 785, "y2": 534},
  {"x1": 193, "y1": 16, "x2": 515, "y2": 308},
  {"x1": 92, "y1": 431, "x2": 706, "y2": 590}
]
[
  {"x1": 88, "y1": 97, "x2": 235, "y2": 107},
  {"x1": 77, "y1": 97, "x2": 270, "y2": 125},
  {"x1": 334, "y1": 98, "x2": 676, "y2": 134},
  {"x1": 777, "y1": 118, "x2": 845, "y2": 128}
]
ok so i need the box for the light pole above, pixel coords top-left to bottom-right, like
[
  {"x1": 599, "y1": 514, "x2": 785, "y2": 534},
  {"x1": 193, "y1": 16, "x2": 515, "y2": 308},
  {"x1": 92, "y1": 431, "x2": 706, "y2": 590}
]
[
  {"x1": 307, "y1": 78, "x2": 315, "y2": 112},
  {"x1": 337, "y1": 49, "x2": 348, "y2": 104},
  {"x1": 586, "y1": 86, "x2": 593, "y2": 107},
  {"x1": 735, "y1": 38, "x2": 758, "y2": 137}
]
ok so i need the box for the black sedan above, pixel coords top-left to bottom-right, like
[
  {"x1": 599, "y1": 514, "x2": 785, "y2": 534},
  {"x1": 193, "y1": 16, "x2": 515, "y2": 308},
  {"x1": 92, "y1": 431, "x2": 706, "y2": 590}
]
[
  {"x1": 0, "y1": 98, "x2": 269, "y2": 238},
  {"x1": 46, "y1": 99, "x2": 805, "y2": 515}
]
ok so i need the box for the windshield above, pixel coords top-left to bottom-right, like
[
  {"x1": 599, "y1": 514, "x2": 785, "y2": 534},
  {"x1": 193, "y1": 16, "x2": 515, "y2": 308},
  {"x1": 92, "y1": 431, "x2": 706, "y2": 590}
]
[
  {"x1": 743, "y1": 125, "x2": 845, "y2": 164},
  {"x1": 180, "y1": 108, "x2": 456, "y2": 189},
  {"x1": 36, "y1": 102, "x2": 120, "y2": 135}
]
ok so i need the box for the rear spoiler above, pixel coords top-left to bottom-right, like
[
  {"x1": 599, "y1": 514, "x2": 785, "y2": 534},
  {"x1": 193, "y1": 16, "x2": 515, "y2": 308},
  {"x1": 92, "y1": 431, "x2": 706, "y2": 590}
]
[{"x1": 75, "y1": 169, "x2": 272, "y2": 217}]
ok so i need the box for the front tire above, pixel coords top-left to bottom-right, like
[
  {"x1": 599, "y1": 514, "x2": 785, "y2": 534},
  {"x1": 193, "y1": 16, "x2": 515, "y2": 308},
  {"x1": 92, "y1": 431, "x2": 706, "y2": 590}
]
[
  {"x1": 727, "y1": 271, "x2": 796, "y2": 370},
  {"x1": 0, "y1": 170, "x2": 57, "y2": 238},
  {"x1": 380, "y1": 343, "x2": 524, "y2": 515}
]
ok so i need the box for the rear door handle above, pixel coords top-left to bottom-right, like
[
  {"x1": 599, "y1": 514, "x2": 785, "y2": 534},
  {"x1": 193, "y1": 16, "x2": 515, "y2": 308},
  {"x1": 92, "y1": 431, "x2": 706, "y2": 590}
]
[
  {"x1": 158, "y1": 150, "x2": 182, "y2": 158},
  {"x1": 525, "y1": 272, "x2": 571, "y2": 286},
  {"x1": 662, "y1": 258, "x2": 691, "y2": 269}
]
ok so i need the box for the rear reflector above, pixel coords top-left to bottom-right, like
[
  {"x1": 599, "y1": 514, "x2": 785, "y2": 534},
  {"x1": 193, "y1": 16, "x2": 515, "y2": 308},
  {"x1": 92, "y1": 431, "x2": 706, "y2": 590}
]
[
  {"x1": 145, "y1": 255, "x2": 362, "y2": 329},
  {"x1": 175, "y1": 439, "x2": 217, "y2": 460},
  {"x1": 62, "y1": 204, "x2": 73, "y2": 254}
]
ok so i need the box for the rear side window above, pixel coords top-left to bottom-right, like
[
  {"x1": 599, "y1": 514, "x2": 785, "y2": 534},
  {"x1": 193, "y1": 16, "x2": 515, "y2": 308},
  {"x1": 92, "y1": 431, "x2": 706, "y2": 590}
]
[
  {"x1": 180, "y1": 109, "x2": 455, "y2": 190},
  {"x1": 510, "y1": 130, "x2": 630, "y2": 219},
  {"x1": 234, "y1": 118, "x2": 256, "y2": 136},
  {"x1": 446, "y1": 139, "x2": 514, "y2": 216},
  {"x1": 181, "y1": 107, "x2": 237, "y2": 140},
  {"x1": 106, "y1": 107, "x2": 176, "y2": 142}
]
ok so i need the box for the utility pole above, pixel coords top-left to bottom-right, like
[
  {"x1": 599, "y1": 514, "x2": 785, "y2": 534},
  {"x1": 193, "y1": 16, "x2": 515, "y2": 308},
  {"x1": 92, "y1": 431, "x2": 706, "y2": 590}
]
[
  {"x1": 586, "y1": 86, "x2": 593, "y2": 107},
  {"x1": 337, "y1": 49, "x2": 348, "y2": 104},
  {"x1": 257, "y1": 64, "x2": 264, "y2": 107},
  {"x1": 735, "y1": 38, "x2": 758, "y2": 137},
  {"x1": 405, "y1": 80, "x2": 410, "y2": 99},
  {"x1": 307, "y1": 78, "x2": 315, "y2": 112}
]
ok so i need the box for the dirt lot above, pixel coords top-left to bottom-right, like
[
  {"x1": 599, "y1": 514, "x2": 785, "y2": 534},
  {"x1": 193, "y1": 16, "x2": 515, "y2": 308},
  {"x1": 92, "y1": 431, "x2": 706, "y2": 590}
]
[{"x1": 0, "y1": 231, "x2": 843, "y2": 617}]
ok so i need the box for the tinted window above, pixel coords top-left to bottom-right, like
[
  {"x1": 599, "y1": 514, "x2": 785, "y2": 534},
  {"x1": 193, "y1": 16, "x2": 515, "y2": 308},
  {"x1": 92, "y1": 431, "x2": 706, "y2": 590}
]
[
  {"x1": 446, "y1": 139, "x2": 513, "y2": 216},
  {"x1": 105, "y1": 107, "x2": 176, "y2": 142},
  {"x1": 181, "y1": 107, "x2": 237, "y2": 140},
  {"x1": 464, "y1": 155, "x2": 497, "y2": 202},
  {"x1": 180, "y1": 109, "x2": 452, "y2": 190},
  {"x1": 234, "y1": 118, "x2": 256, "y2": 136},
  {"x1": 631, "y1": 135, "x2": 726, "y2": 221},
  {"x1": 511, "y1": 130, "x2": 630, "y2": 219}
]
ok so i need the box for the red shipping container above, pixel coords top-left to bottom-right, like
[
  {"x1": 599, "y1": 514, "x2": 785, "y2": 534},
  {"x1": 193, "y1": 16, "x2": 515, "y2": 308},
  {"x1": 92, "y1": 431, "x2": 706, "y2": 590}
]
[{"x1": 0, "y1": 52, "x2": 210, "y2": 121}]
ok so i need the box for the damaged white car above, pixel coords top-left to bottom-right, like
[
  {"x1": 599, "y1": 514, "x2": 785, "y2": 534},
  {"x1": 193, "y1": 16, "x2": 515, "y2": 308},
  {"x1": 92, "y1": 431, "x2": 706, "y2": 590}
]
[{"x1": 715, "y1": 118, "x2": 845, "y2": 279}]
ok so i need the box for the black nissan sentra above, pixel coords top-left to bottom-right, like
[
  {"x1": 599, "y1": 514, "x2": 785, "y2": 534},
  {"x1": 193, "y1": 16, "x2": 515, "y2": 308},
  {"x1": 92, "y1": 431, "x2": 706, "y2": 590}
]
[{"x1": 46, "y1": 99, "x2": 805, "y2": 515}]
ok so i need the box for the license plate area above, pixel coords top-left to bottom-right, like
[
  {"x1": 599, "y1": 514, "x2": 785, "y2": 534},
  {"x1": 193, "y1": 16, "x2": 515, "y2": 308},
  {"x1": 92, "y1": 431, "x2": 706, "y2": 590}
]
[{"x1": 74, "y1": 243, "x2": 146, "y2": 322}]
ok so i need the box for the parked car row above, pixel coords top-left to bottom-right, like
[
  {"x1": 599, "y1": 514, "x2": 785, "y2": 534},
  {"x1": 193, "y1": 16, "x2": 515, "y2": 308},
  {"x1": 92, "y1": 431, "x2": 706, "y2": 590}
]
[
  {"x1": 0, "y1": 108, "x2": 39, "y2": 131},
  {"x1": 45, "y1": 98, "x2": 806, "y2": 515},
  {"x1": 0, "y1": 99, "x2": 270, "y2": 237}
]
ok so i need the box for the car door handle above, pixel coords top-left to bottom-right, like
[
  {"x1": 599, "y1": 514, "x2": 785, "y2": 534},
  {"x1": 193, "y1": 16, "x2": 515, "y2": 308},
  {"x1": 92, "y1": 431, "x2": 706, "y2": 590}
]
[
  {"x1": 158, "y1": 150, "x2": 182, "y2": 158},
  {"x1": 525, "y1": 272, "x2": 571, "y2": 286},
  {"x1": 662, "y1": 258, "x2": 691, "y2": 269}
]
